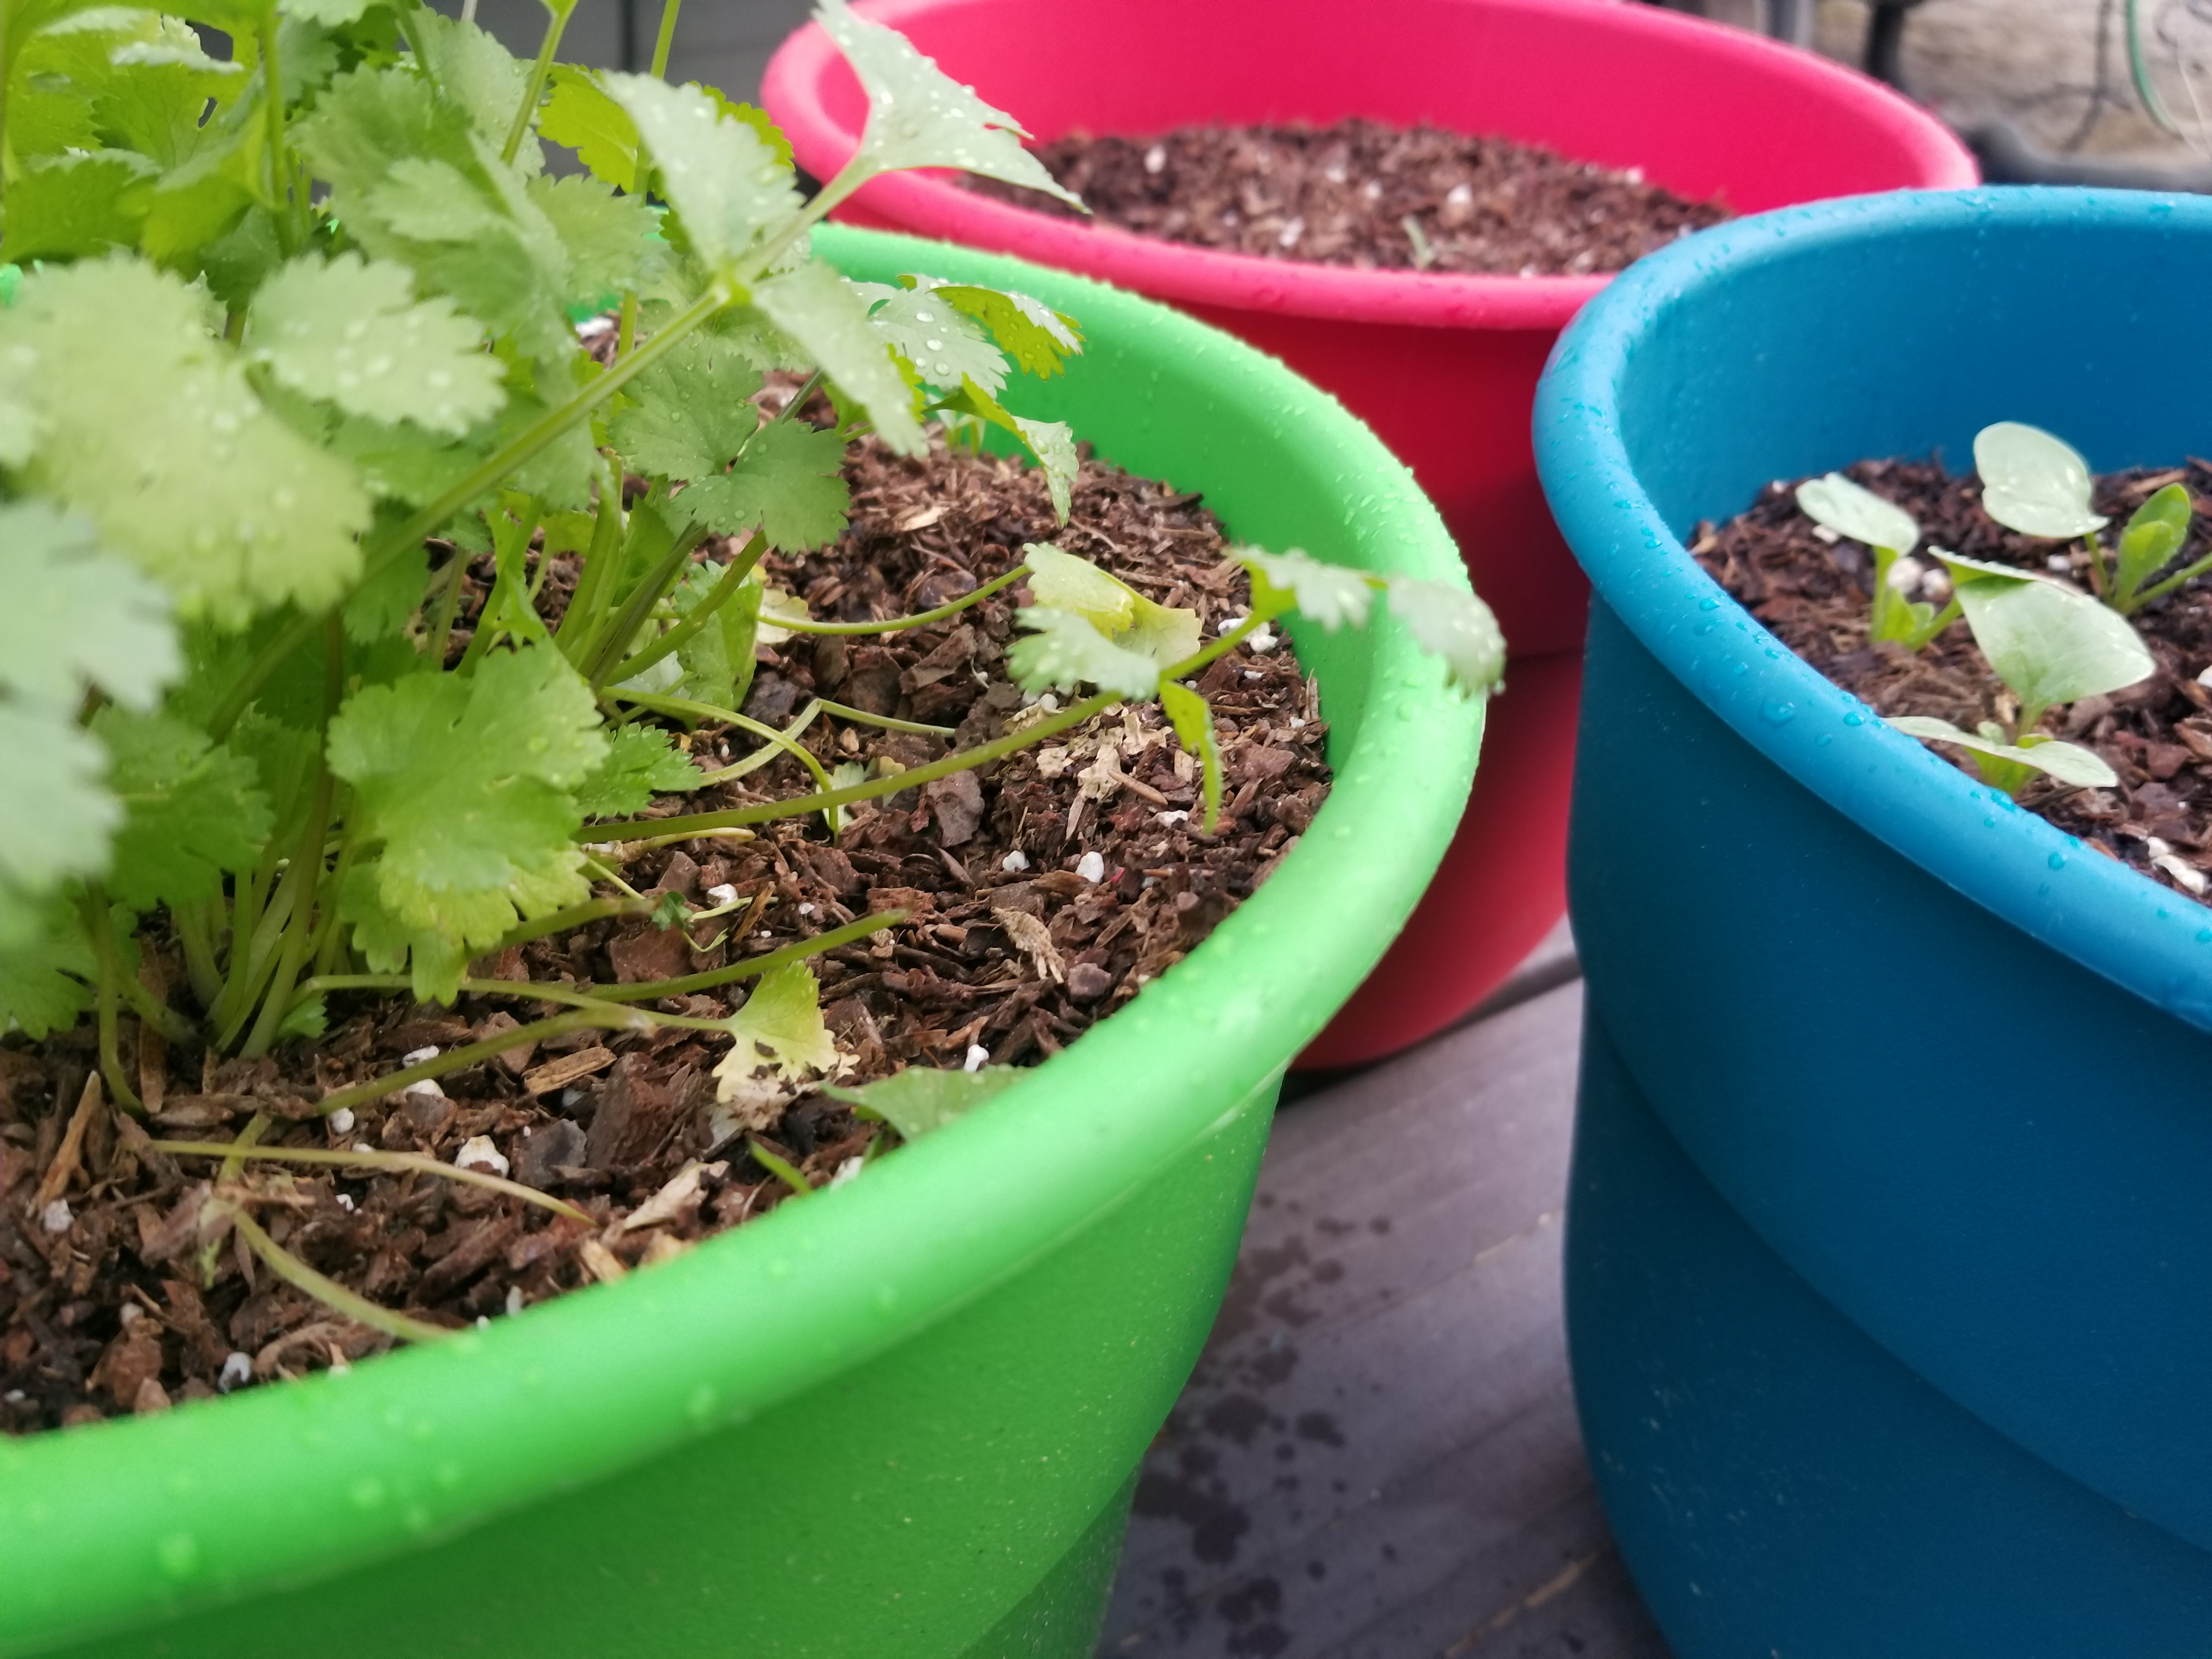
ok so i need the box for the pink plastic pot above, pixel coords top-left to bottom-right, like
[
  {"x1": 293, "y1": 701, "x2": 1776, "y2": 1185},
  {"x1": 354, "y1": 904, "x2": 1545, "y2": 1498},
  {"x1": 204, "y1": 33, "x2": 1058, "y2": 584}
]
[{"x1": 765, "y1": 0, "x2": 1977, "y2": 1068}]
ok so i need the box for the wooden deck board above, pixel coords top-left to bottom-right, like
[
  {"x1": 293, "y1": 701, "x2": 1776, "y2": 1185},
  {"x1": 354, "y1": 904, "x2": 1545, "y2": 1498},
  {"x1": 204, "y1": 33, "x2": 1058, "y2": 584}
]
[{"x1": 1100, "y1": 935, "x2": 1671, "y2": 1657}]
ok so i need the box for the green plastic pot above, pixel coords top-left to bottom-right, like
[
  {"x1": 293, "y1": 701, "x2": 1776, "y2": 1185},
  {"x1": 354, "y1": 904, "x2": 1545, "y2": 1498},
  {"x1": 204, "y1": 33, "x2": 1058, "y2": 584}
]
[{"x1": 0, "y1": 225, "x2": 1485, "y2": 1659}]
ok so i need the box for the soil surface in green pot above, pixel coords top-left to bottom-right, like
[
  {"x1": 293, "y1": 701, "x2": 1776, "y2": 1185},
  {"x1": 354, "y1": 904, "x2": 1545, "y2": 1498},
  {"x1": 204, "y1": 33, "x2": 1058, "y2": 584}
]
[
  {"x1": 1698, "y1": 454, "x2": 2212, "y2": 902},
  {"x1": 1, "y1": 428, "x2": 1330, "y2": 1434},
  {"x1": 966, "y1": 119, "x2": 1731, "y2": 276}
]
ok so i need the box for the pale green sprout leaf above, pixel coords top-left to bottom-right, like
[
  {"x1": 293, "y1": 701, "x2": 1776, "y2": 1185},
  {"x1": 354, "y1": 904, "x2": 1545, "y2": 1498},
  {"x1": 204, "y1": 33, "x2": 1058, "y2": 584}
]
[
  {"x1": 1795, "y1": 472, "x2": 1920, "y2": 555},
  {"x1": 859, "y1": 278, "x2": 1006, "y2": 393},
  {"x1": 753, "y1": 261, "x2": 927, "y2": 455},
  {"x1": 1385, "y1": 577, "x2": 1506, "y2": 696},
  {"x1": 678, "y1": 419, "x2": 852, "y2": 551},
  {"x1": 1934, "y1": 552, "x2": 2155, "y2": 713},
  {"x1": 825, "y1": 1064, "x2": 1022, "y2": 1139},
  {"x1": 328, "y1": 646, "x2": 607, "y2": 1001},
  {"x1": 1974, "y1": 421, "x2": 2109, "y2": 540},
  {"x1": 1023, "y1": 543, "x2": 1200, "y2": 666},
  {"x1": 574, "y1": 725, "x2": 703, "y2": 819},
  {"x1": 246, "y1": 253, "x2": 506, "y2": 436},
  {"x1": 1235, "y1": 546, "x2": 1374, "y2": 630},
  {"x1": 754, "y1": 585, "x2": 813, "y2": 645},
  {"x1": 1888, "y1": 717, "x2": 2119, "y2": 790},
  {"x1": 812, "y1": 0, "x2": 1082, "y2": 207},
  {"x1": 0, "y1": 257, "x2": 371, "y2": 626},
  {"x1": 0, "y1": 503, "x2": 178, "y2": 711},
  {"x1": 1007, "y1": 608, "x2": 1160, "y2": 701},
  {"x1": 601, "y1": 72, "x2": 798, "y2": 274},
  {"x1": 713, "y1": 960, "x2": 840, "y2": 1097},
  {"x1": 1160, "y1": 681, "x2": 1223, "y2": 834},
  {"x1": 2114, "y1": 483, "x2": 2194, "y2": 600}
]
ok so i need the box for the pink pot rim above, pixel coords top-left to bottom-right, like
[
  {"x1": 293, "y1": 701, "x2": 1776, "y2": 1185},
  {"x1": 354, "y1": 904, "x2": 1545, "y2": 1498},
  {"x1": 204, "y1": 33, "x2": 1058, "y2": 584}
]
[{"x1": 764, "y1": 0, "x2": 1980, "y2": 332}]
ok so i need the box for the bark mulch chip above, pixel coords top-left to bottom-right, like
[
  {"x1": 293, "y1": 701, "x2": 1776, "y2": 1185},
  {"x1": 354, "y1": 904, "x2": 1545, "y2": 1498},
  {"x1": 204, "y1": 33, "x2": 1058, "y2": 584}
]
[
  {"x1": 1, "y1": 433, "x2": 1332, "y2": 1434},
  {"x1": 1696, "y1": 455, "x2": 2212, "y2": 901},
  {"x1": 964, "y1": 117, "x2": 1730, "y2": 276}
]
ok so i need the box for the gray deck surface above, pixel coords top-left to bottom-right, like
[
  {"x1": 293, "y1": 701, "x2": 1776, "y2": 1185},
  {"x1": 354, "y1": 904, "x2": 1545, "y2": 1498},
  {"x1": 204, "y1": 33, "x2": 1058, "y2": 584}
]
[{"x1": 1098, "y1": 924, "x2": 1673, "y2": 1659}]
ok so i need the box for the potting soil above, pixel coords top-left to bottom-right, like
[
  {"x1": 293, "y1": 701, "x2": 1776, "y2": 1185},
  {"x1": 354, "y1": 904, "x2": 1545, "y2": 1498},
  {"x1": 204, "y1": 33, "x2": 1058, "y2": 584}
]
[
  {"x1": 1697, "y1": 455, "x2": 2212, "y2": 903},
  {"x1": 0, "y1": 419, "x2": 1331, "y2": 1433},
  {"x1": 963, "y1": 117, "x2": 1730, "y2": 275}
]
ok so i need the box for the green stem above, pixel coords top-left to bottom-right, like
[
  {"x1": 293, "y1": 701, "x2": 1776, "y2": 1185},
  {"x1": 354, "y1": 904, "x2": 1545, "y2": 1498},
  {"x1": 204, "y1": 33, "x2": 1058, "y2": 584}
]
[
  {"x1": 599, "y1": 532, "x2": 768, "y2": 688},
  {"x1": 176, "y1": 901, "x2": 226, "y2": 1012},
  {"x1": 240, "y1": 617, "x2": 345, "y2": 1056},
  {"x1": 121, "y1": 967, "x2": 200, "y2": 1047},
  {"x1": 583, "y1": 521, "x2": 710, "y2": 685},
  {"x1": 1904, "y1": 596, "x2": 1963, "y2": 652},
  {"x1": 774, "y1": 562, "x2": 1030, "y2": 635},
  {"x1": 456, "y1": 499, "x2": 546, "y2": 674},
  {"x1": 223, "y1": 1203, "x2": 450, "y2": 1346},
  {"x1": 555, "y1": 458, "x2": 628, "y2": 658},
  {"x1": 477, "y1": 894, "x2": 653, "y2": 953},
  {"x1": 157, "y1": 1142, "x2": 592, "y2": 1224},
  {"x1": 208, "y1": 283, "x2": 730, "y2": 740},
  {"x1": 79, "y1": 887, "x2": 142, "y2": 1111},
  {"x1": 308, "y1": 825, "x2": 359, "y2": 979},
  {"x1": 583, "y1": 910, "x2": 902, "y2": 1002},
  {"x1": 313, "y1": 1009, "x2": 623, "y2": 1120},
  {"x1": 299, "y1": 974, "x2": 732, "y2": 1031},
  {"x1": 695, "y1": 701, "x2": 820, "y2": 785},
  {"x1": 811, "y1": 700, "x2": 957, "y2": 736},
  {"x1": 425, "y1": 546, "x2": 470, "y2": 668},
  {"x1": 648, "y1": 0, "x2": 683, "y2": 77},
  {"x1": 607, "y1": 690, "x2": 837, "y2": 794},
  {"x1": 586, "y1": 692, "x2": 1120, "y2": 842},
  {"x1": 501, "y1": 0, "x2": 578, "y2": 165},
  {"x1": 257, "y1": 7, "x2": 289, "y2": 229}
]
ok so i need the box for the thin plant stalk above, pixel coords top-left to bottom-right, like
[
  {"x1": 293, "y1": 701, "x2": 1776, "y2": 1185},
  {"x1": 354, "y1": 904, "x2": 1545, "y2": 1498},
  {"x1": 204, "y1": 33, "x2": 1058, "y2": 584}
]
[
  {"x1": 768, "y1": 562, "x2": 1030, "y2": 636},
  {"x1": 77, "y1": 887, "x2": 139, "y2": 1110},
  {"x1": 599, "y1": 530, "x2": 769, "y2": 687},
  {"x1": 222, "y1": 1202, "x2": 449, "y2": 1346},
  {"x1": 502, "y1": 0, "x2": 580, "y2": 165},
  {"x1": 583, "y1": 522, "x2": 712, "y2": 686},
  {"x1": 157, "y1": 1142, "x2": 594, "y2": 1223}
]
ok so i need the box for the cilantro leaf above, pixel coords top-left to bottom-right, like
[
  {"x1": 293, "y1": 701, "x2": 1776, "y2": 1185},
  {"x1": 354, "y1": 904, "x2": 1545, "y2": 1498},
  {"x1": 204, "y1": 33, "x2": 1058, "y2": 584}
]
[
  {"x1": 1007, "y1": 608, "x2": 1160, "y2": 700},
  {"x1": 860, "y1": 276, "x2": 1006, "y2": 393},
  {"x1": 0, "y1": 896, "x2": 95, "y2": 1037},
  {"x1": 825, "y1": 1064, "x2": 1021, "y2": 1139},
  {"x1": 713, "y1": 960, "x2": 839, "y2": 1094},
  {"x1": 540, "y1": 64, "x2": 640, "y2": 185},
  {"x1": 667, "y1": 561, "x2": 761, "y2": 712},
  {"x1": 608, "y1": 331, "x2": 764, "y2": 480},
  {"x1": 0, "y1": 503, "x2": 178, "y2": 712},
  {"x1": 247, "y1": 252, "x2": 507, "y2": 435},
  {"x1": 1385, "y1": 576, "x2": 1506, "y2": 696},
  {"x1": 367, "y1": 156, "x2": 507, "y2": 241},
  {"x1": 0, "y1": 152, "x2": 154, "y2": 262},
  {"x1": 679, "y1": 420, "x2": 852, "y2": 551},
  {"x1": 574, "y1": 724, "x2": 702, "y2": 818},
  {"x1": 935, "y1": 284, "x2": 1082, "y2": 379},
  {"x1": 327, "y1": 645, "x2": 607, "y2": 1001},
  {"x1": 812, "y1": 0, "x2": 1081, "y2": 208},
  {"x1": 92, "y1": 708, "x2": 273, "y2": 913},
  {"x1": 0, "y1": 257, "x2": 371, "y2": 626},
  {"x1": 409, "y1": 10, "x2": 534, "y2": 162},
  {"x1": 1238, "y1": 546, "x2": 1375, "y2": 630},
  {"x1": 753, "y1": 260, "x2": 927, "y2": 455},
  {"x1": 1160, "y1": 682, "x2": 1224, "y2": 833},
  {"x1": 528, "y1": 173, "x2": 666, "y2": 308},
  {"x1": 1013, "y1": 414, "x2": 1077, "y2": 524},
  {"x1": 600, "y1": 72, "x2": 798, "y2": 274}
]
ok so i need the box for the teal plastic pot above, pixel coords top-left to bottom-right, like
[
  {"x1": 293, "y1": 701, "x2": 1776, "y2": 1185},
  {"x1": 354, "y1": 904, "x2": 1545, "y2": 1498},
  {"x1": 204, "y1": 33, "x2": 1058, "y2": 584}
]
[
  {"x1": 0, "y1": 225, "x2": 1484, "y2": 1659},
  {"x1": 1533, "y1": 189, "x2": 2212, "y2": 1654}
]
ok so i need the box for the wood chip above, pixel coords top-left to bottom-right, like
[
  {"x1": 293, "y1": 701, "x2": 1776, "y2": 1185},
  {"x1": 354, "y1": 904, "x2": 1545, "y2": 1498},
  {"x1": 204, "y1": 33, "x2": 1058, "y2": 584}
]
[
  {"x1": 32, "y1": 1074, "x2": 102, "y2": 1211},
  {"x1": 578, "y1": 1237, "x2": 628, "y2": 1284},
  {"x1": 994, "y1": 909, "x2": 1066, "y2": 984},
  {"x1": 622, "y1": 1160, "x2": 726, "y2": 1232},
  {"x1": 521, "y1": 1047, "x2": 616, "y2": 1097}
]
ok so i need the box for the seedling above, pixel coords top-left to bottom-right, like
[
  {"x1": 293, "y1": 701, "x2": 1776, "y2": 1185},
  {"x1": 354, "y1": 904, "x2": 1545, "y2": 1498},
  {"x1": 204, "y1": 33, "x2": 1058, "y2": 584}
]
[
  {"x1": 1888, "y1": 551, "x2": 2152, "y2": 795},
  {"x1": 1974, "y1": 421, "x2": 2203, "y2": 616},
  {"x1": 1794, "y1": 472, "x2": 1957, "y2": 650},
  {"x1": 0, "y1": 0, "x2": 1502, "y2": 1347}
]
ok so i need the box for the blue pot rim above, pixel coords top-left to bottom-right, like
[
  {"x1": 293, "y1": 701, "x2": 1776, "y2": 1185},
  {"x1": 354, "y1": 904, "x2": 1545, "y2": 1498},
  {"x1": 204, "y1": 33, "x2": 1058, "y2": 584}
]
[{"x1": 1534, "y1": 185, "x2": 2212, "y2": 1032}]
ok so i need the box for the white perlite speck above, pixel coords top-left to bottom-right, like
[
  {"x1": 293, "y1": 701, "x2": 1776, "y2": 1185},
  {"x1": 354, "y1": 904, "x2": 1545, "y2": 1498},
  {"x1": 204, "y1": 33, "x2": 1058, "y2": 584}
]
[
  {"x1": 1001, "y1": 849, "x2": 1030, "y2": 872},
  {"x1": 328, "y1": 1107, "x2": 356, "y2": 1136},
  {"x1": 219, "y1": 1352, "x2": 253, "y2": 1392},
  {"x1": 402, "y1": 1078, "x2": 445, "y2": 1099},
  {"x1": 40, "y1": 1199, "x2": 70, "y2": 1234},
  {"x1": 963, "y1": 1044, "x2": 990, "y2": 1074},
  {"x1": 1246, "y1": 624, "x2": 1278, "y2": 654},
  {"x1": 831, "y1": 1156, "x2": 865, "y2": 1188},
  {"x1": 707, "y1": 882, "x2": 739, "y2": 904},
  {"x1": 455, "y1": 1136, "x2": 509, "y2": 1178},
  {"x1": 505, "y1": 1286, "x2": 525, "y2": 1317},
  {"x1": 400, "y1": 1045, "x2": 440, "y2": 1066},
  {"x1": 1076, "y1": 851, "x2": 1106, "y2": 884}
]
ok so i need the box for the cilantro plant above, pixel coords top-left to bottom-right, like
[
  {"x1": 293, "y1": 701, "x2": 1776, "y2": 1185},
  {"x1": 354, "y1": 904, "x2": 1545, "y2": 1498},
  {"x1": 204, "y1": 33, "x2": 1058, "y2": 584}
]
[{"x1": 0, "y1": 0, "x2": 1500, "y2": 1336}]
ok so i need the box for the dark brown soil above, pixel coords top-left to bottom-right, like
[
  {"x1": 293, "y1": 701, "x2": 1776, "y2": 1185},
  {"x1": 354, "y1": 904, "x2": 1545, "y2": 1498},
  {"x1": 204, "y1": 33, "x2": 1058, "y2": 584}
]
[
  {"x1": 963, "y1": 118, "x2": 1730, "y2": 276},
  {"x1": 1696, "y1": 455, "x2": 2212, "y2": 899},
  {"x1": 0, "y1": 432, "x2": 1331, "y2": 1434}
]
